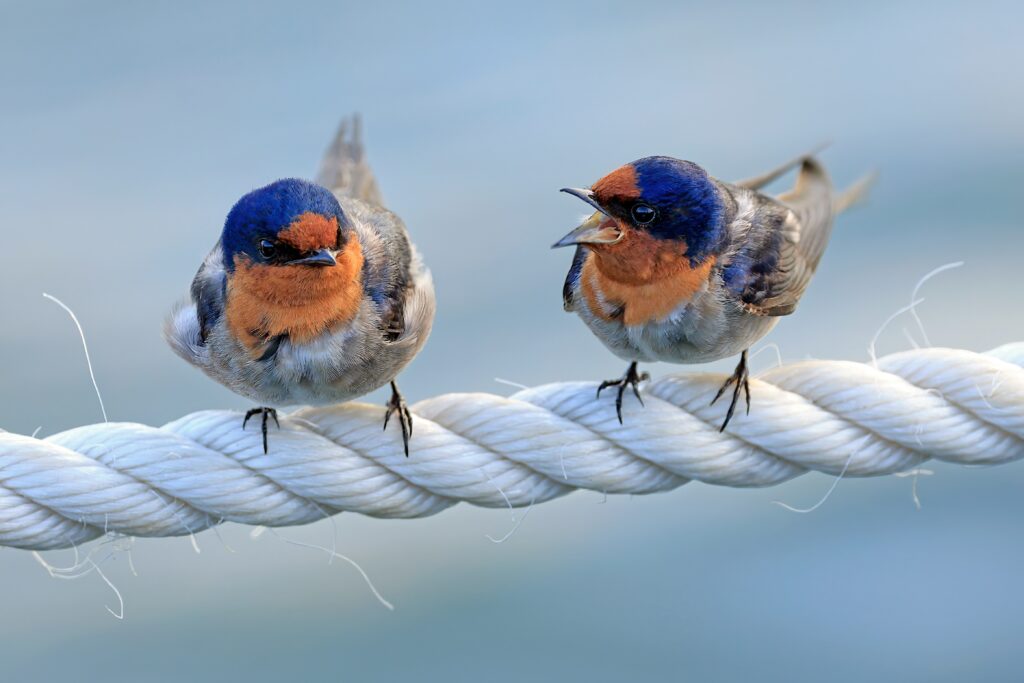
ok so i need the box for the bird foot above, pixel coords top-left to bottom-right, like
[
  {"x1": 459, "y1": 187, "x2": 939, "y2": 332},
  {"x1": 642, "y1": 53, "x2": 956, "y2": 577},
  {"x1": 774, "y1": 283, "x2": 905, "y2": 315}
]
[
  {"x1": 383, "y1": 381, "x2": 413, "y2": 457},
  {"x1": 597, "y1": 361, "x2": 650, "y2": 424},
  {"x1": 243, "y1": 407, "x2": 280, "y2": 453},
  {"x1": 710, "y1": 350, "x2": 751, "y2": 432}
]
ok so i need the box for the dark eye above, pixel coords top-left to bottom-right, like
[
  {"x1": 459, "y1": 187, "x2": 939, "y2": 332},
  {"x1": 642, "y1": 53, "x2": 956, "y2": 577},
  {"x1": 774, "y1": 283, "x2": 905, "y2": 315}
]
[
  {"x1": 631, "y1": 204, "x2": 656, "y2": 225},
  {"x1": 258, "y1": 239, "x2": 276, "y2": 259}
]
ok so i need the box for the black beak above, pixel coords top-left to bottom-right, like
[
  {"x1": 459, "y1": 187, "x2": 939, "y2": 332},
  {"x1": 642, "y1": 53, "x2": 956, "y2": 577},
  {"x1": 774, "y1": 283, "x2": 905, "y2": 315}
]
[
  {"x1": 559, "y1": 187, "x2": 609, "y2": 215},
  {"x1": 289, "y1": 248, "x2": 337, "y2": 267}
]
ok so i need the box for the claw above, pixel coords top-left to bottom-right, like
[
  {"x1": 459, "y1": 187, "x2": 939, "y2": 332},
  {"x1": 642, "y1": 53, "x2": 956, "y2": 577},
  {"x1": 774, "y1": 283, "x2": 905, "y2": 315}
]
[
  {"x1": 384, "y1": 381, "x2": 413, "y2": 457},
  {"x1": 743, "y1": 374, "x2": 751, "y2": 416},
  {"x1": 710, "y1": 373, "x2": 737, "y2": 405},
  {"x1": 710, "y1": 351, "x2": 751, "y2": 431},
  {"x1": 596, "y1": 362, "x2": 648, "y2": 424},
  {"x1": 243, "y1": 407, "x2": 279, "y2": 454}
]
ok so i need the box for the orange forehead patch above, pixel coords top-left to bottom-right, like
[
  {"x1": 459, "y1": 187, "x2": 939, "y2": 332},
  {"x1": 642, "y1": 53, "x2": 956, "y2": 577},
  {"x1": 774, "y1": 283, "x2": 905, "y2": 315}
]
[
  {"x1": 278, "y1": 212, "x2": 339, "y2": 251},
  {"x1": 592, "y1": 164, "x2": 640, "y2": 203}
]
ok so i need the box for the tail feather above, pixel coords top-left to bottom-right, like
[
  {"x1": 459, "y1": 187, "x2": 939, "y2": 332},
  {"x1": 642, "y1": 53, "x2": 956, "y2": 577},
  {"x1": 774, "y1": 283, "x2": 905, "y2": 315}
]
[
  {"x1": 316, "y1": 114, "x2": 384, "y2": 205},
  {"x1": 776, "y1": 157, "x2": 832, "y2": 211},
  {"x1": 734, "y1": 142, "x2": 830, "y2": 190},
  {"x1": 833, "y1": 171, "x2": 877, "y2": 214}
]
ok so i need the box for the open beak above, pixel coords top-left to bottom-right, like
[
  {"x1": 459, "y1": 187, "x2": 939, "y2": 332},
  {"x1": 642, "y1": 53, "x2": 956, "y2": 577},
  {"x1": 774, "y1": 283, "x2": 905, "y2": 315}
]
[
  {"x1": 552, "y1": 188, "x2": 623, "y2": 248},
  {"x1": 289, "y1": 248, "x2": 337, "y2": 267}
]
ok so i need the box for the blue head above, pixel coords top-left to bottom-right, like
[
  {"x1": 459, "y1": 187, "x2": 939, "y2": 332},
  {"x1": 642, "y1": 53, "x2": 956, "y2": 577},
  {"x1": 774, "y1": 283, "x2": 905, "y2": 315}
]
[
  {"x1": 556, "y1": 156, "x2": 725, "y2": 264},
  {"x1": 221, "y1": 178, "x2": 351, "y2": 272}
]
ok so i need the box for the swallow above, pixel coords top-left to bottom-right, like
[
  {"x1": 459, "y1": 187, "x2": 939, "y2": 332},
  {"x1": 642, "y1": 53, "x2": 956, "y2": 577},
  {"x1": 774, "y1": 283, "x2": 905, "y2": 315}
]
[
  {"x1": 555, "y1": 151, "x2": 872, "y2": 430},
  {"x1": 165, "y1": 117, "x2": 435, "y2": 454}
]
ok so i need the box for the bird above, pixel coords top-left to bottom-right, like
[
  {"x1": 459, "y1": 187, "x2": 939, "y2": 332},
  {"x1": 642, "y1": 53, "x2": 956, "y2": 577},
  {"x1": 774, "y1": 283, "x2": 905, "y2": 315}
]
[
  {"x1": 554, "y1": 150, "x2": 872, "y2": 431},
  {"x1": 165, "y1": 116, "x2": 435, "y2": 454}
]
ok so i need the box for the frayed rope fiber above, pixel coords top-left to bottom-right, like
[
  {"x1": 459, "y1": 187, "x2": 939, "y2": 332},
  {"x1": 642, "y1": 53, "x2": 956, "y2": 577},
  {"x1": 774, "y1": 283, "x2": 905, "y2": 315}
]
[{"x1": 2, "y1": 344, "x2": 1023, "y2": 551}]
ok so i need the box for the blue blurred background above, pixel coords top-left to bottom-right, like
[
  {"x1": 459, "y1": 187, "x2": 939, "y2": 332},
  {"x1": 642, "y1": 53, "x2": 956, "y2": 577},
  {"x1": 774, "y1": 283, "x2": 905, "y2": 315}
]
[{"x1": 2, "y1": 1, "x2": 1023, "y2": 680}]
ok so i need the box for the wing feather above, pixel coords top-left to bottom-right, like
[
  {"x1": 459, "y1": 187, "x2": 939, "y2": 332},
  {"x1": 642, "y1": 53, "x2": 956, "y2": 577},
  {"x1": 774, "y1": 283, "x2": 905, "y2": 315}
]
[
  {"x1": 190, "y1": 244, "x2": 227, "y2": 341},
  {"x1": 563, "y1": 246, "x2": 586, "y2": 311},
  {"x1": 723, "y1": 159, "x2": 835, "y2": 317}
]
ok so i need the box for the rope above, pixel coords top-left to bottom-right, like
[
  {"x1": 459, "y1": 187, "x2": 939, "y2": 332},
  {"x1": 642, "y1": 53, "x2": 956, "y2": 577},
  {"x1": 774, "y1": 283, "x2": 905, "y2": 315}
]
[{"x1": 2, "y1": 344, "x2": 1022, "y2": 551}]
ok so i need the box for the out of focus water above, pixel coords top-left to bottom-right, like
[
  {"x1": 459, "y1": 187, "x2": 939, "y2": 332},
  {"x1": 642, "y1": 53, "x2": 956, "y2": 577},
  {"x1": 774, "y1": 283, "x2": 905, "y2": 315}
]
[{"x1": 1, "y1": 1, "x2": 1022, "y2": 680}]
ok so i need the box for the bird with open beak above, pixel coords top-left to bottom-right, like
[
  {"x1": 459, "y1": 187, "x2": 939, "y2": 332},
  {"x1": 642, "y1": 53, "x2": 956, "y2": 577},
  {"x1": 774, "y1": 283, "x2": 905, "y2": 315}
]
[{"x1": 555, "y1": 152, "x2": 872, "y2": 430}]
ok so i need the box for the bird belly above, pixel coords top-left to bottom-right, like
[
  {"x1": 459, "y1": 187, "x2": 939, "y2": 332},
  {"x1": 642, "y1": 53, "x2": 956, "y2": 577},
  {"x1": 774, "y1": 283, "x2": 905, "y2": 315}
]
[
  {"x1": 201, "y1": 303, "x2": 409, "y2": 406},
  {"x1": 199, "y1": 264, "x2": 434, "y2": 407},
  {"x1": 631, "y1": 308, "x2": 779, "y2": 364},
  {"x1": 571, "y1": 272, "x2": 779, "y2": 365}
]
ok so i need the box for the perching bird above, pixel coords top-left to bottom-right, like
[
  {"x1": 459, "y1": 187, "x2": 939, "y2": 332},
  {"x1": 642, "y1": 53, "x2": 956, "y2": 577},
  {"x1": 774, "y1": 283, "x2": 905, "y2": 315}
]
[
  {"x1": 554, "y1": 151, "x2": 872, "y2": 430},
  {"x1": 165, "y1": 116, "x2": 435, "y2": 454}
]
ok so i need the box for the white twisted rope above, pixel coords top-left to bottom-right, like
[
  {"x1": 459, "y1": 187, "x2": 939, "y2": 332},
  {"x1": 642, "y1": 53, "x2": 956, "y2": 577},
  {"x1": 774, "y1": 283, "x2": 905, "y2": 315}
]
[{"x1": 2, "y1": 344, "x2": 1022, "y2": 551}]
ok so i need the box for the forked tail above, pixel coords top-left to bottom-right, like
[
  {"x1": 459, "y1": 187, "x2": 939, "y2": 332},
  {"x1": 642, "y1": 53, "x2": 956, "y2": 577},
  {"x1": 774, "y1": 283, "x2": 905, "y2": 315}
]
[{"x1": 316, "y1": 114, "x2": 384, "y2": 205}]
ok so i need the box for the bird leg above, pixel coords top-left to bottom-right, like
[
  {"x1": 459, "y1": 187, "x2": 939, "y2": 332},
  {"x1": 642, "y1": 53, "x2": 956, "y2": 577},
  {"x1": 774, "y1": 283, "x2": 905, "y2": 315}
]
[
  {"x1": 243, "y1": 407, "x2": 280, "y2": 454},
  {"x1": 383, "y1": 380, "x2": 414, "y2": 457},
  {"x1": 597, "y1": 361, "x2": 650, "y2": 424},
  {"x1": 710, "y1": 350, "x2": 751, "y2": 432}
]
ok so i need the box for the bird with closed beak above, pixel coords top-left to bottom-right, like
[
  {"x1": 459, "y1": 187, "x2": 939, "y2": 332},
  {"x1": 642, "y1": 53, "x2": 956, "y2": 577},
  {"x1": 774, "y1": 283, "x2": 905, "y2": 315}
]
[
  {"x1": 555, "y1": 151, "x2": 872, "y2": 430},
  {"x1": 166, "y1": 117, "x2": 434, "y2": 454}
]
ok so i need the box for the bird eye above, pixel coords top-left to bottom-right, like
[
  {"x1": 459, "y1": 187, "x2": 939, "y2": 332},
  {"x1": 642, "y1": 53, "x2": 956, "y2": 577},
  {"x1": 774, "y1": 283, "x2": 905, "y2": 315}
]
[
  {"x1": 258, "y1": 239, "x2": 277, "y2": 259},
  {"x1": 631, "y1": 204, "x2": 656, "y2": 225}
]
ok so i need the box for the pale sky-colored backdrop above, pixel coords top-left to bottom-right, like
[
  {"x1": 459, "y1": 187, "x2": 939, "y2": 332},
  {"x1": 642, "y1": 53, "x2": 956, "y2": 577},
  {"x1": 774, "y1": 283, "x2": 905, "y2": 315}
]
[{"x1": 2, "y1": 1, "x2": 1023, "y2": 680}]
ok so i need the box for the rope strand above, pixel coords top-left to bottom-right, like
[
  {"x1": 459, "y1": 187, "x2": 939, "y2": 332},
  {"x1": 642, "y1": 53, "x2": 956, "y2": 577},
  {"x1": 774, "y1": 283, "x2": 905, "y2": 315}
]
[{"x1": 1, "y1": 345, "x2": 1022, "y2": 551}]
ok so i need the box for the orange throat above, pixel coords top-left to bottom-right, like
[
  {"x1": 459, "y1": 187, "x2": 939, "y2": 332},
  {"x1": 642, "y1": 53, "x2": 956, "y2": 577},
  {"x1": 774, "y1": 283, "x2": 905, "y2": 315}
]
[
  {"x1": 226, "y1": 237, "x2": 365, "y2": 354},
  {"x1": 581, "y1": 229, "x2": 715, "y2": 326}
]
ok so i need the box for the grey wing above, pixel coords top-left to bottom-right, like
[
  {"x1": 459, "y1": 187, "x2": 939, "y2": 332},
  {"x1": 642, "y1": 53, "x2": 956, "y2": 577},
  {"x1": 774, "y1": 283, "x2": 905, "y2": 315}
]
[
  {"x1": 343, "y1": 198, "x2": 415, "y2": 337},
  {"x1": 563, "y1": 246, "x2": 586, "y2": 311},
  {"x1": 190, "y1": 244, "x2": 227, "y2": 342},
  {"x1": 164, "y1": 244, "x2": 225, "y2": 367},
  {"x1": 723, "y1": 158, "x2": 835, "y2": 317},
  {"x1": 316, "y1": 114, "x2": 384, "y2": 206}
]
